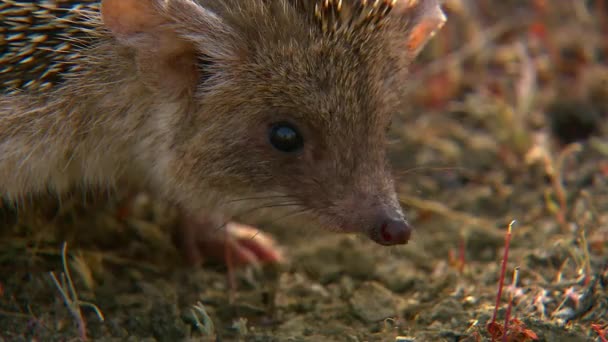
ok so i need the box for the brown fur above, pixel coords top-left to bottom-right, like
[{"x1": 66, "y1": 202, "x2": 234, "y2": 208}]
[{"x1": 0, "y1": 0, "x2": 445, "y2": 243}]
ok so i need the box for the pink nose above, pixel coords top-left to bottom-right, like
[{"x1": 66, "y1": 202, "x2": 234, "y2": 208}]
[{"x1": 377, "y1": 218, "x2": 412, "y2": 245}]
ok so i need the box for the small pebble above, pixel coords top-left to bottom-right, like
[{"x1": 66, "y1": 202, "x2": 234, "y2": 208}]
[
  {"x1": 349, "y1": 281, "x2": 397, "y2": 323},
  {"x1": 395, "y1": 337, "x2": 415, "y2": 342}
]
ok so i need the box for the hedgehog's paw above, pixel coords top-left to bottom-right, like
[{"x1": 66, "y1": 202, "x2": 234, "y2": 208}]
[{"x1": 174, "y1": 213, "x2": 284, "y2": 267}]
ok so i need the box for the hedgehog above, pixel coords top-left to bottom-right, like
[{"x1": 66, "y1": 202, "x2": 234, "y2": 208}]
[{"x1": 0, "y1": 0, "x2": 446, "y2": 266}]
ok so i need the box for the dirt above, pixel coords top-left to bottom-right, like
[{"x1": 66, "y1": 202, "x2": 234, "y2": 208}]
[{"x1": 1, "y1": 1, "x2": 607, "y2": 341}]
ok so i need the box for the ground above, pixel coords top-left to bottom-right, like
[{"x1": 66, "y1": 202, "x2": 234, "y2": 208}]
[{"x1": 1, "y1": 1, "x2": 607, "y2": 341}]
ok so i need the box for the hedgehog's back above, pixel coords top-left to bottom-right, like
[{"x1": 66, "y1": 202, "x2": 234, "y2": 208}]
[{"x1": 0, "y1": 0, "x2": 101, "y2": 94}]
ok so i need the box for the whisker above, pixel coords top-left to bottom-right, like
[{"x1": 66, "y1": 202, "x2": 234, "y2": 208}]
[
  {"x1": 259, "y1": 207, "x2": 314, "y2": 227},
  {"x1": 395, "y1": 165, "x2": 467, "y2": 176},
  {"x1": 225, "y1": 194, "x2": 293, "y2": 204},
  {"x1": 213, "y1": 201, "x2": 304, "y2": 232},
  {"x1": 242, "y1": 207, "x2": 315, "y2": 241}
]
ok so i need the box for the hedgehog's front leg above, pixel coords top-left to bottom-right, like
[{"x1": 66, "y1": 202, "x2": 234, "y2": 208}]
[{"x1": 173, "y1": 211, "x2": 284, "y2": 267}]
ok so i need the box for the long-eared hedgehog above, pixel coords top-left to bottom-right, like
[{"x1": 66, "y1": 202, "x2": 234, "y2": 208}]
[{"x1": 0, "y1": 0, "x2": 446, "y2": 265}]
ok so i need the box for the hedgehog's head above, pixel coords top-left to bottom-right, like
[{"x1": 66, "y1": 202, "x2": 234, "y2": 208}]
[{"x1": 101, "y1": 0, "x2": 445, "y2": 246}]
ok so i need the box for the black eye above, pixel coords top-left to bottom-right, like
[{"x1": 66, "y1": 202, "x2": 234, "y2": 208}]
[{"x1": 269, "y1": 122, "x2": 304, "y2": 153}]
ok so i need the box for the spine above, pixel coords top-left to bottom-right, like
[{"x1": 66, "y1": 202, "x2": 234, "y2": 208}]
[{"x1": 0, "y1": 0, "x2": 102, "y2": 94}]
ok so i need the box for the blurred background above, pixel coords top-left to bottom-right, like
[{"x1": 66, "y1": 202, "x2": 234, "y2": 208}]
[{"x1": 1, "y1": 1, "x2": 607, "y2": 341}]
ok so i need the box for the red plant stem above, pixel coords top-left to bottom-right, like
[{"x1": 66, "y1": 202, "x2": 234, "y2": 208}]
[
  {"x1": 503, "y1": 267, "x2": 520, "y2": 342},
  {"x1": 502, "y1": 304, "x2": 512, "y2": 342},
  {"x1": 592, "y1": 324, "x2": 608, "y2": 342},
  {"x1": 491, "y1": 221, "x2": 515, "y2": 325}
]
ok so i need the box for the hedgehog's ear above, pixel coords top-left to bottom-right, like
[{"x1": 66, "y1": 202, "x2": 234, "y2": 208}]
[
  {"x1": 101, "y1": 0, "x2": 167, "y2": 39},
  {"x1": 394, "y1": 0, "x2": 446, "y2": 57},
  {"x1": 101, "y1": 0, "x2": 207, "y2": 97}
]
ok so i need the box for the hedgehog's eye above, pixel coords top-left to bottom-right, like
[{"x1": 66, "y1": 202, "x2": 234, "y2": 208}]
[{"x1": 269, "y1": 122, "x2": 304, "y2": 153}]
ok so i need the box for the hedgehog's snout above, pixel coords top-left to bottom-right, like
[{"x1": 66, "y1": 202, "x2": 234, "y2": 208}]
[
  {"x1": 372, "y1": 217, "x2": 412, "y2": 246},
  {"x1": 326, "y1": 190, "x2": 412, "y2": 246}
]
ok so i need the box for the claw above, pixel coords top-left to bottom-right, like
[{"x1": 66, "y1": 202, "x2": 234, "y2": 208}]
[{"x1": 174, "y1": 212, "x2": 284, "y2": 267}]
